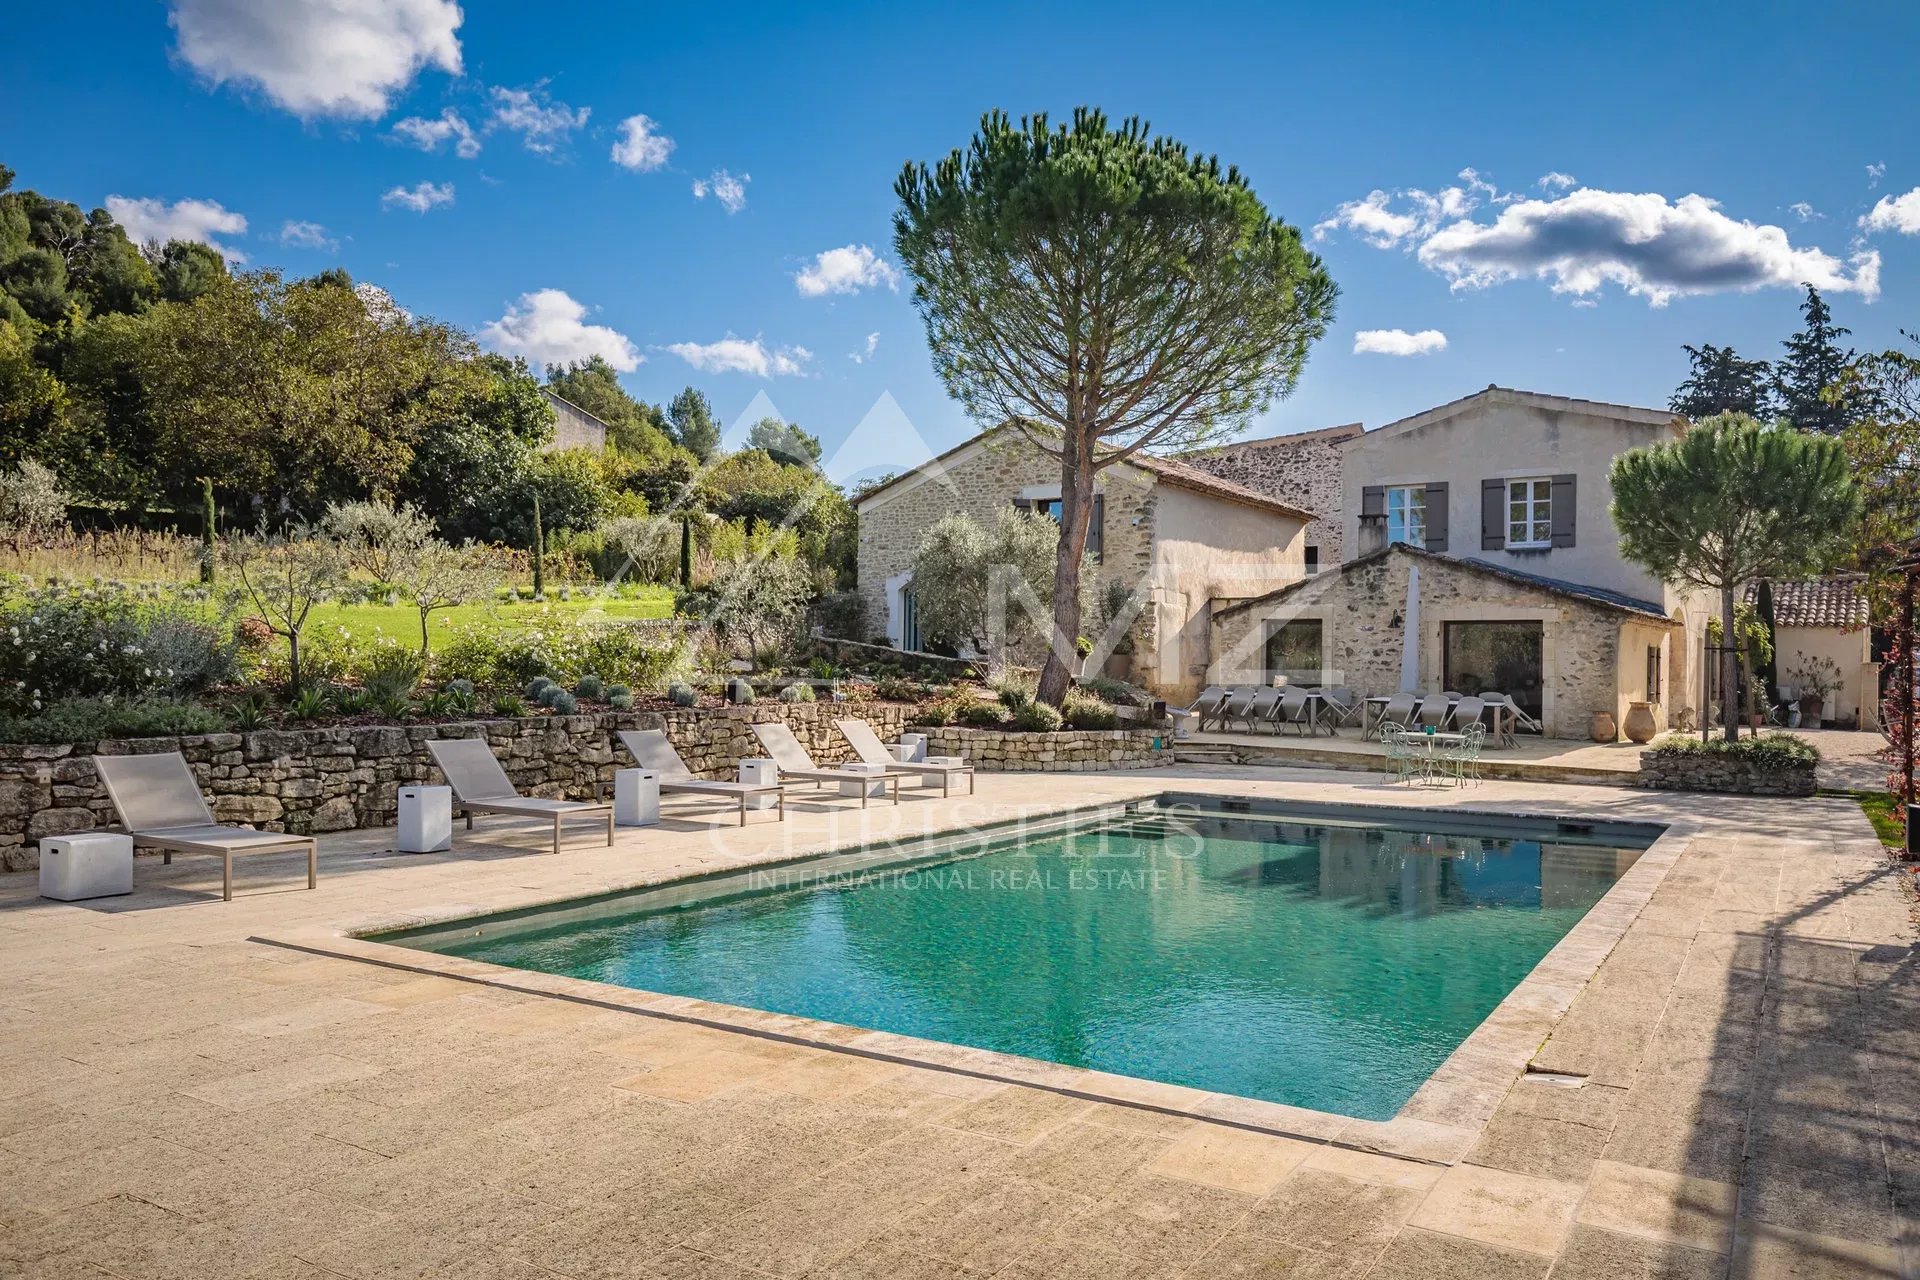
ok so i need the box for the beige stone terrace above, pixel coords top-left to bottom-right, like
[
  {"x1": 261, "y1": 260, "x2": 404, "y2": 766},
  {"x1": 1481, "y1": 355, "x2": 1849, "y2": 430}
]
[{"x1": 0, "y1": 764, "x2": 1913, "y2": 1278}]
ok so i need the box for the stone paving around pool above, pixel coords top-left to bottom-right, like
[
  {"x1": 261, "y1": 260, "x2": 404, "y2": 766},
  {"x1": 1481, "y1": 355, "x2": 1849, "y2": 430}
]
[{"x1": 0, "y1": 764, "x2": 1910, "y2": 1278}]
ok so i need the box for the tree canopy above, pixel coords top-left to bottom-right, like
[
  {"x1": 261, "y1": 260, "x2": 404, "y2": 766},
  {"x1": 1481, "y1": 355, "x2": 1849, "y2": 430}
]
[
  {"x1": 895, "y1": 107, "x2": 1335, "y2": 702},
  {"x1": 1776, "y1": 285, "x2": 1873, "y2": 433},
  {"x1": 1670, "y1": 343, "x2": 1775, "y2": 419},
  {"x1": 1610, "y1": 413, "x2": 1859, "y2": 740}
]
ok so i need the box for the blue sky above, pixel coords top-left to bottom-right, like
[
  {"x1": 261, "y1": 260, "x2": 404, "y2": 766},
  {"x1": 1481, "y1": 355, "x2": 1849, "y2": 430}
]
[{"x1": 5, "y1": 0, "x2": 1918, "y2": 481}]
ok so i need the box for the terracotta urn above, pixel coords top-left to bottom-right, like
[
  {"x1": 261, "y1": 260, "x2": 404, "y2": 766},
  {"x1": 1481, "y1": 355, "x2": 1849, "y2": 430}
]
[
  {"x1": 1623, "y1": 701, "x2": 1657, "y2": 744},
  {"x1": 1589, "y1": 710, "x2": 1617, "y2": 743}
]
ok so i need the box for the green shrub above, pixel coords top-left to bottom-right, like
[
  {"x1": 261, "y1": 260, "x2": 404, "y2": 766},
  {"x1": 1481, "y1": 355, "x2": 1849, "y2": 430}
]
[
  {"x1": 535, "y1": 683, "x2": 568, "y2": 709},
  {"x1": 994, "y1": 678, "x2": 1035, "y2": 713},
  {"x1": 445, "y1": 677, "x2": 476, "y2": 698},
  {"x1": 808, "y1": 656, "x2": 837, "y2": 681},
  {"x1": 527, "y1": 675, "x2": 555, "y2": 698},
  {"x1": 333, "y1": 686, "x2": 371, "y2": 715},
  {"x1": 229, "y1": 692, "x2": 271, "y2": 731},
  {"x1": 361, "y1": 646, "x2": 423, "y2": 702},
  {"x1": 726, "y1": 678, "x2": 755, "y2": 705},
  {"x1": 778, "y1": 683, "x2": 816, "y2": 703},
  {"x1": 1012, "y1": 701, "x2": 1064, "y2": 732},
  {"x1": 1078, "y1": 676, "x2": 1150, "y2": 708},
  {"x1": 493, "y1": 693, "x2": 526, "y2": 717},
  {"x1": 0, "y1": 696, "x2": 229, "y2": 744},
  {"x1": 547, "y1": 690, "x2": 580, "y2": 715},
  {"x1": 874, "y1": 677, "x2": 920, "y2": 702},
  {"x1": 0, "y1": 588, "x2": 237, "y2": 714},
  {"x1": 958, "y1": 700, "x2": 1009, "y2": 728},
  {"x1": 667, "y1": 681, "x2": 697, "y2": 708},
  {"x1": 576, "y1": 673, "x2": 605, "y2": 700},
  {"x1": 608, "y1": 689, "x2": 635, "y2": 710},
  {"x1": 1645, "y1": 733, "x2": 1819, "y2": 767},
  {"x1": 289, "y1": 685, "x2": 331, "y2": 722},
  {"x1": 1062, "y1": 690, "x2": 1119, "y2": 730}
]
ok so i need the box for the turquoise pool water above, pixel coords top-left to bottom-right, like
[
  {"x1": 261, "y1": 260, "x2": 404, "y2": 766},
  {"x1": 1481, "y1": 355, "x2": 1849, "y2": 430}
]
[{"x1": 398, "y1": 803, "x2": 1649, "y2": 1120}]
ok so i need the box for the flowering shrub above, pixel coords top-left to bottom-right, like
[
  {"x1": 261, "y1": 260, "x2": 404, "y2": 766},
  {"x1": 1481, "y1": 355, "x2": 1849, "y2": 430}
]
[
  {"x1": 433, "y1": 618, "x2": 682, "y2": 690},
  {"x1": 0, "y1": 587, "x2": 236, "y2": 714}
]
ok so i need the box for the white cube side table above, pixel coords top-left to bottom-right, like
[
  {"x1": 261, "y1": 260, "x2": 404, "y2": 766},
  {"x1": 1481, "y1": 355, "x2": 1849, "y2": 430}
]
[
  {"x1": 39, "y1": 832, "x2": 134, "y2": 901},
  {"x1": 895, "y1": 733, "x2": 928, "y2": 763},
  {"x1": 397, "y1": 785, "x2": 453, "y2": 854},
  {"x1": 921, "y1": 755, "x2": 965, "y2": 788},
  {"x1": 838, "y1": 762, "x2": 888, "y2": 798},
  {"x1": 738, "y1": 758, "x2": 780, "y2": 809},
  {"x1": 614, "y1": 769, "x2": 660, "y2": 827}
]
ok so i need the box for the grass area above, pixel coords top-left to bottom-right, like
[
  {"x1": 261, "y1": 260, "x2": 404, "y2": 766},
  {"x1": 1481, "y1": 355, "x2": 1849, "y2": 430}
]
[
  {"x1": 1856, "y1": 791, "x2": 1903, "y2": 847},
  {"x1": 309, "y1": 589, "x2": 675, "y2": 646}
]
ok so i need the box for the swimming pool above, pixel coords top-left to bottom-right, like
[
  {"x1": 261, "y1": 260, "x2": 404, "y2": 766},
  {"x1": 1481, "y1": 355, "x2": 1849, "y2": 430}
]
[{"x1": 386, "y1": 797, "x2": 1656, "y2": 1121}]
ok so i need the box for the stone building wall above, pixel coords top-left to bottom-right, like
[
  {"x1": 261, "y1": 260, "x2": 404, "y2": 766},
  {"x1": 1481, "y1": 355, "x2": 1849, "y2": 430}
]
[
  {"x1": 0, "y1": 704, "x2": 911, "y2": 870},
  {"x1": 540, "y1": 389, "x2": 609, "y2": 453},
  {"x1": 854, "y1": 434, "x2": 1157, "y2": 655},
  {"x1": 1183, "y1": 424, "x2": 1358, "y2": 565},
  {"x1": 1207, "y1": 547, "x2": 1634, "y2": 739}
]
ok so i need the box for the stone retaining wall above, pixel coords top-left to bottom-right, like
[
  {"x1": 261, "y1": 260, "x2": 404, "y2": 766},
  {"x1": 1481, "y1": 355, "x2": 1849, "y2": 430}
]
[
  {"x1": 0, "y1": 704, "x2": 910, "y2": 871},
  {"x1": 916, "y1": 726, "x2": 1171, "y2": 772},
  {"x1": 1632, "y1": 749, "x2": 1817, "y2": 797}
]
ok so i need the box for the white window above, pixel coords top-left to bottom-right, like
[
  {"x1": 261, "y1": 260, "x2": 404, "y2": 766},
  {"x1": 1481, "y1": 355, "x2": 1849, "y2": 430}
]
[
  {"x1": 1385, "y1": 485, "x2": 1426, "y2": 547},
  {"x1": 1506, "y1": 478, "x2": 1553, "y2": 549}
]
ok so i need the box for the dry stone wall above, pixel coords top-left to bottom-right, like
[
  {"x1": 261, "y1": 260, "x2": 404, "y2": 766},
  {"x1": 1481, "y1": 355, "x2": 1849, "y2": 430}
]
[
  {"x1": 0, "y1": 704, "x2": 909, "y2": 871},
  {"x1": 917, "y1": 727, "x2": 1171, "y2": 772},
  {"x1": 1633, "y1": 750, "x2": 1816, "y2": 797}
]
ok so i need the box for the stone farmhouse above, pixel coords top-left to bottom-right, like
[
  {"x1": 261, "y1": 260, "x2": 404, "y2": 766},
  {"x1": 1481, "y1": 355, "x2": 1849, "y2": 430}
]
[
  {"x1": 852, "y1": 428, "x2": 1313, "y2": 691},
  {"x1": 854, "y1": 387, "x2": 1874, "y2": 738}
]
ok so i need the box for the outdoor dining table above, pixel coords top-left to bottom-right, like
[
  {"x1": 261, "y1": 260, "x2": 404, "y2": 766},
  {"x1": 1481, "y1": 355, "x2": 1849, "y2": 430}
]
[{"x1": 1403, "y1": 729, "x2": 1467, "y2": 786}]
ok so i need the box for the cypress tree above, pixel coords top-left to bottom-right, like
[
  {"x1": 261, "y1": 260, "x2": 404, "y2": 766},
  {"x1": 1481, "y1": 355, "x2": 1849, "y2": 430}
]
[
  {"x1": 198, "y1": 477, "x2": 216, "y2": 585},
  {"x1": 678, "y1": 514, "x2": 692, "y2": 587}
]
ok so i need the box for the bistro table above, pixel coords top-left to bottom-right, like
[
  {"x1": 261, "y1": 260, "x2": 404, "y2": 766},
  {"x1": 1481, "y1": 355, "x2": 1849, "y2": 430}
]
[{"x1": 1402, "y1": 728, "x2": 1466, "y2": 786}]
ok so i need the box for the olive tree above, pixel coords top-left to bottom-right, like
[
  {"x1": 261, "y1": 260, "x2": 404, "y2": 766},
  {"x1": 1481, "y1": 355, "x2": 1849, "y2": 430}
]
[
  {"x1": 389, "y1": 538, "x2": 509, "y2": 655},
  {"x1": 895, "y1": 108, "x2": 1335, "y2": 704},
  {"x1": 218, "y1": 523, "x2": 350, "y2": 697},
  {"x1": 1610, "y1": 413, "x2": 1858, "y2": 741},
  {"x1": 320, "y1": 498, "x2": 434, "y2": 582},
  {"x1": 909, "y1": 507, "x2": 1058, "y2": 661}
]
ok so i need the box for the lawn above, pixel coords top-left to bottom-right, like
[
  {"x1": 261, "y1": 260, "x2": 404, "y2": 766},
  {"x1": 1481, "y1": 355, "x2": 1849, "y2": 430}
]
[
  {"x1": 1856, "y1": 791, "x2": 1903, "y2": 847},
  {"x1": 310, "y1": 588, "x2": 675, "y2": 647}
]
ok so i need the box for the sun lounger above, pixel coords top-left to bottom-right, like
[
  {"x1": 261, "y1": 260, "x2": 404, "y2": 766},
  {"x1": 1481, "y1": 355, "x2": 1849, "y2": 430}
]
[
  {"x1": 835, "y1": 718, "x2": 976, "y2": 797},
  {"x1": 92, "y1": 751, "x2": 316, "y2": 901},
  {"x1": 617, "y1": 729, "x2": 788, "y2": 826},
  {"x1": 425, "y1": 738, "x2": 613, "y2": 855},
  {"x1": 750, "y1": 722, "x2": 899, "y2": 807}
]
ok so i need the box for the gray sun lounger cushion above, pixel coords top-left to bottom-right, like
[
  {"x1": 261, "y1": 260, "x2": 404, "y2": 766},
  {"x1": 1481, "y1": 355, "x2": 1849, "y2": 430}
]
[
  {"x1": 834, "y1": 719, "x2": 976, "y2": 797},
  {"x1": 92, "y1": 751, "x2": 316, "y2": 901},
  {"x1": 750, "y1": 722, "x2": 897, "y2": 807},
  {"x1": 424, "y1": 738, "x2": 612, "y2": 855},
  {"x1": 616, "y1": 729, "x2": 788, "y2": 825}
]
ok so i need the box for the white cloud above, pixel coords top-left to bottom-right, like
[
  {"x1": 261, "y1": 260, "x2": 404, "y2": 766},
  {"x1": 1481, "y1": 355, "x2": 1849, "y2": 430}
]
[
  {"x1": 611, "y1": 114, "x2": 674, "y2": 171},
  {"x1": 105, "y1": 195, "x2": 248, "y2": 261},
  {"x1": 278, "y1": 219, "x2": 336, "y2": 251},
  {"x1": 488, "y1": 86, "x2": 589, "y2": 155},
  {"x1": 1862, "y1": 188, "x2": 1920, "y2": 236},
  {"x1": 381, "y1": 181, "x2": 455, "y2": 213},
  {"x1": 692, "y1": 170, "x2": 749, "y2": 214},
  {"x1": 850, "y1": 332, "x2": 880, "y2": 363},
  {"x1": 795, "y1": 245, "x2": 900, "y2": 297},
  {"x1": 1416, "y1": 189, "x2": 1880, "y2": 305},
  {"x1": 1868, "y1": 162, "x2": 1887, "y2": 188},
  {"x1": 1788, "y1": 201, "x2": 1819, "y2": 222},
  {"x1": 1353, "y1": 328, "x2": 1447, "y2": 356},
  {"x1": 1317, "y1": 171, "x2": 1880, "y2": 307},
  {"x1": 1538, "y1": 171, "x2": 1578, "y2": 191},
  {"x1": 665, "y1": 335, "x2": 810, "y2": 377},
  {"x1": 392, "y1": 108, "x2": 479, "y2": 159},
  {"x1": 481, "y1": 289, "x2": 640, "y2": 372},
  {"x1": 166, "y1": 0, "x2": 462, "y2": 119},
  {"x1": 1313, "y1": 169, "x2": 1504, "y2": 248}
]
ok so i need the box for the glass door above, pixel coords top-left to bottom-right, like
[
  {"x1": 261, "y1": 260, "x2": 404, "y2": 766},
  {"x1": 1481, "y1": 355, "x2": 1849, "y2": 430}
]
[{"x1": 1443, "y1": 622, "x2": 1544, "y2": 724}]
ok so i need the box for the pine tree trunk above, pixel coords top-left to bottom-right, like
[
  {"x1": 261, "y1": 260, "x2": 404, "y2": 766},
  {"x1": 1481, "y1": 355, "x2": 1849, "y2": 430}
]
[
  {"x1": 1036, "y1": 445, "x2": 1094, "y2": 708},
  {"x1": 1720, "y1": 585, "x2": 1739, "y2": 744}
]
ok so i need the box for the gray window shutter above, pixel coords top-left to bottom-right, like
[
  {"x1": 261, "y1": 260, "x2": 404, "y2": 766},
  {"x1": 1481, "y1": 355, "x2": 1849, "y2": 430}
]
[
  {"x1": 1551, "y1": 474, "x2": 1576, "y2": 547},
  {"x1": 1361, "y1": 485, "x2": 1384, "y2": 519},
  {"x1": 1423, "y1": 482, "x2": 1448, "y2": 552},
  {"x1": 1480, "y1": 479, "x2": 1504, "y2": 550},
  {"x1": 1090, "y1": 494, "x2": 1105, "y2": 561}
]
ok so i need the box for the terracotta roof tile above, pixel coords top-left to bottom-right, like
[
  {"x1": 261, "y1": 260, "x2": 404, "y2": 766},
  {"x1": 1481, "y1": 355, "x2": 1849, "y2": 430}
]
[{"x1": 1744, "y1": 578, "x2": 1869, "y2": 629}]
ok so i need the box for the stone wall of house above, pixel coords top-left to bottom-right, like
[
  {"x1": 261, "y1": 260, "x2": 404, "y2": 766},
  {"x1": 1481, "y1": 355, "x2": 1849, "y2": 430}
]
[
  {"x1": 1633, "y1": 750, "x2": 1816, "y2": 797},
  {"x1": 0, "y1": 704, "x2": 913, "y2": 871},
  {"x1": 1207, "y1": 547, "x2": 1629, "y2": 739},
  {"x1": 855, "y1": 434, "x2": 1158, "y2": 655},
  {"x1": 1184, "y1": 426, "x2": 1355, "y2": 564},
  {"x1": 916, "y1": 727, "x2": 1171, "y2": 772},
  {"x1": 541, "y1": 389, "x2": 609, "y2": 452}
]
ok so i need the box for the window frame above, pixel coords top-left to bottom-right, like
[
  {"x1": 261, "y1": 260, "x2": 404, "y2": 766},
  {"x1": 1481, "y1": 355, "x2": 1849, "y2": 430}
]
[
  {"x1": 1505, "y1": 477, "x2": 1554, "y2": 550},
  {"x1": 1385, "y1": 485, "x2": 1426, "y2": 548}
]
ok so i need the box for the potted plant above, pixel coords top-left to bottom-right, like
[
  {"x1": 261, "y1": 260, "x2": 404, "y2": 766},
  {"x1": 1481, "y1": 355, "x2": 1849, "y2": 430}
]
[{"x1": 1790, "y1": 655, "x2": 1843, "y2": 728}]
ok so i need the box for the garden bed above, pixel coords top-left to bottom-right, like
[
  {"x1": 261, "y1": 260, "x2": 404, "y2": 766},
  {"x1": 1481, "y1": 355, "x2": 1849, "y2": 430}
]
[{"x1": 1632, "y1": 733, "x2": 1819, "y2": 797}]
